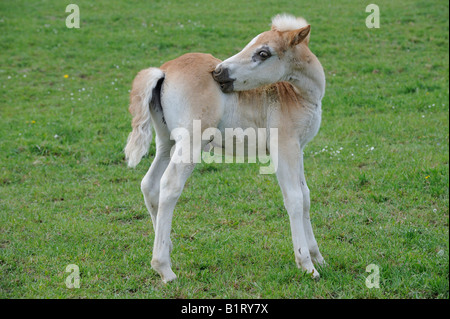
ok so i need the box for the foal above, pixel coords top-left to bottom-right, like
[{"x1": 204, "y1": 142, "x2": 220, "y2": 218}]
[{"x1": 125, "y1": 14, "x2": 326, "y2": 282}]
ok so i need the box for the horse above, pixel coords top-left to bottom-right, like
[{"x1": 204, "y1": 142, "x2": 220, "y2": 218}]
[{"x1": 124, "y1": 14, "x2": 326, "y2": 283}]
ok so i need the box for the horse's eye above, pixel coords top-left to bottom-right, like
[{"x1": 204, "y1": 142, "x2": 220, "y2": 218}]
[
  {"x1": 252, "y1": 47, "x2": 272, "y2": 62},
  {"x1": 258, "y1": 50, "x2": 271, "y2": 59}
]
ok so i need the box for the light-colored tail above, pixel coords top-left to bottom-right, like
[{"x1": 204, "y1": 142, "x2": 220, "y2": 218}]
[{"x1": 124, "y1": 67, "x2": 165, "y2": 168}]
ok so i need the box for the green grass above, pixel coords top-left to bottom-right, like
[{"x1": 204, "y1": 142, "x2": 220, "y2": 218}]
[{"x1": 0, "y1": 0, "x2": 448, "y2": 298}]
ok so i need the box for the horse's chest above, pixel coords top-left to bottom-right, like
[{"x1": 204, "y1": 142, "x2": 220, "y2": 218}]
[{"x1": 299, "y1": 106, "x2": 322, "y2": 146}]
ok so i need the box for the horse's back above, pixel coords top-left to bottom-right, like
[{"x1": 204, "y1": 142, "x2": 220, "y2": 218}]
[
  {"x1": 159, "y1": 53, "x2": 225, "y2": 130},
  {"x1": 161, "y1": 52, "x2": 221, "y2": 75}
]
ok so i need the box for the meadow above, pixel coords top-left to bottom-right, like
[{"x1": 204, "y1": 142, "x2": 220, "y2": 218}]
[{"x1": 0, "y1": 0, "x2": 448, "y2": 298}]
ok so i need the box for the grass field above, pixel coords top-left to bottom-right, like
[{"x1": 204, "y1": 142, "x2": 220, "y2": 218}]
[{"x1": 0, "y1": 0, "x2": 448, "y2": 299}]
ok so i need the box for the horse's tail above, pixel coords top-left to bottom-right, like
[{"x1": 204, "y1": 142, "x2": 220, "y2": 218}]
[{"x1": 124, "y1": 67, "x2": 165, "y2": 168}]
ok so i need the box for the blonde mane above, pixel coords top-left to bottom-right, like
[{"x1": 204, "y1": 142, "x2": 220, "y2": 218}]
[{"x1": 271, "y1": 14, "x2": 308, "y2": 32}]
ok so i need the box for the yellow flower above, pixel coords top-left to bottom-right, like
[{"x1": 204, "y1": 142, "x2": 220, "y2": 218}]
[
  {"x1": 425, "y1": 175, "x2": 430, "y2": 179},
  {"x1": 64, "y1": 74, "x2": 69, "y2": 78},
  {"x1": 31, "y1": 120, "x2": 36, "y2": 124}
]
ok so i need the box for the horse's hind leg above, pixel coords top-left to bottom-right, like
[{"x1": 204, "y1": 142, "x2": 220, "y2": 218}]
[
  {"x1": 150, "y1": 132, "x2": 208, "y2": 282},
  {"x1": 151, "y1": 156, "x2": 196, "y2": 283},
  {"x1": 141, "y1": 137, "x2": 172, "y2": 229},
  {"x1": 140, "y1": 136, "x2": 174, "y2": 251}
]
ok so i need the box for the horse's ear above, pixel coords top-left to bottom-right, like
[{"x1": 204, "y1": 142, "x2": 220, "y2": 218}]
[{"x1": 289, "y1": 25, "x2": 310, "y2": 46}]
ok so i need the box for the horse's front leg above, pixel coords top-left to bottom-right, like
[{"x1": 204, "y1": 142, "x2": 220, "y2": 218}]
[
  {"x1": 275, "y1": 141, "x2": 319, "y2": 278},
  {"x1": 298, "y1": 151, "x2": 325, "y2": 266}
]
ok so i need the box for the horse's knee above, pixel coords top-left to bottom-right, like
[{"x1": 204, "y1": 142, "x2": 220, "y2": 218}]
[
  {"x1": 141, "y1": 175, "x2": 151, "y2": 194},
  {"x1": 141, "y1": 175, "x2": 157, "y2": 195},
  {"x1": 283, "y1": 190, "x2": 304, "y2": 216},
  {"x1": 159, "y1": 173, "x2": 185, "y2": 202}
]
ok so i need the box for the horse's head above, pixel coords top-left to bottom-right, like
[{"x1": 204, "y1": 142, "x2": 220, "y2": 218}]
[{"x1": 213, "y1": 14, "x2": 315, "y2": 93}]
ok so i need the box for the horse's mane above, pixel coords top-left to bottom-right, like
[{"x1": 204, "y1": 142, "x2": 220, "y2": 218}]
[{"x1": 271, "y1": 14, "x2": 308, "y2": 32}]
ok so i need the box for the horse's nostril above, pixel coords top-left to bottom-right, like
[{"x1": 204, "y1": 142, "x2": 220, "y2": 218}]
[
  {"x1": 213, "y1": 66, "x2": 223, "y2": 77},
  {"x1": 212, "y1": 66, "x2": 234, "y2": 93}
]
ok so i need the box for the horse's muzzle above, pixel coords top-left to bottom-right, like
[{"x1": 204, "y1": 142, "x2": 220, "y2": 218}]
[{"x1": 212, "y1": 65, "x2": 235, "y2": 93}]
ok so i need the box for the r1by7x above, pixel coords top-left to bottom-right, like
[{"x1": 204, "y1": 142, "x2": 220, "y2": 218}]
[{"x1": 225, "y1": 303, "x2": 268, "y2": 314}]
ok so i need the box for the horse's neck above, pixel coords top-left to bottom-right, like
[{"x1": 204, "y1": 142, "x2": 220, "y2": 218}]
[
  {"x1": 219, "y1": 59, "x2": 325, "y2": 131},
  {"x1": 287, "y1": 57, "x2": 325, "y2": 108},
  {"x1": 219, "y1": 90, "x2": 269, "y2": 131}
]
